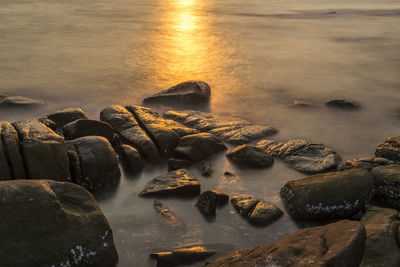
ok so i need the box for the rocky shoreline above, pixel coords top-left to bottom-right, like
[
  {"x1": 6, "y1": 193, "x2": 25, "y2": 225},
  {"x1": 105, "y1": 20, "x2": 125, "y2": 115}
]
[{"x1": 1, "y1": 81, "x2": 400, "y2": 266}]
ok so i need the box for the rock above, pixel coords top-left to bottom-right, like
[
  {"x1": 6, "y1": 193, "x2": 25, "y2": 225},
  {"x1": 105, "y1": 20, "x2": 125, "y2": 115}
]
[
  {"x1": 230, "y1": 195, "x2": 260, "y2": 217},
  {"x1": 164, "y1": 110, "x2": 277, "y2": 145},
  {"x1": 376, "y1": 136, "x2": 400, "y2": 161},
  {"x1": 66, "y1": 136, "x2": 121, "y2": 192},
  {"x1": 62, "y1": 119, "x2": 115, "y2": 141},
  {"x1": 139, "y1": 169, "x2": 200, "y2": 197},
  {"x1": 257, "y1": 139, "x2": 340, "y2": 174},
  {"x1": 12, "y1": 120, "x2": 70, "y2": 181},
  {"x1": 226, "y1": 144, "x2": 274, "y2": 169},
  {"x1": 0, "y1": 179, "x2": 118, "y2": 267},
  {"x1": 0, "y1": 124, "x2": 12, "y2": 180},
  {"x1": 199, "y1": 162, "x2": 213, "y2": 177},
  {"x1": 0, "y1": 96, "x2": 45, "y2": 108},
  {"x1": 100, "y1": 105, "x2": 160, "y2": 163},
  {"x1": 195, "y1": 190, "x2": 229, "y2": 219},
  {"x1": 370, "y1": 165, "x2": 400, "y2": 210},
  {"x1": 153, "y1": 200, "x2": 184, "y2": 231},
  {"x1": 341, "y1": 157, "x2": 393, "y2": 171},
  {"x1": 44, "y1": 107, "x2": 88, "y2": 129},
  {"x1": 281, "y1": 169, "x2": 374, "y2": 220},
  {"x1": 326, "y1": 98, "x2": 359, "y2": 109},
  {"x1": 0, "y1": 122, "x2": 26, "y2": 179},
  {"x1": 38, "y1": 117, "x2": 57, "y2": 131},
  {"x1": 151, "y1": 246, "x2": 216, "y2": 267},
  {"x1": 118, "y1": 144, "x2": 143, "y2": 175},
  {"x1": 360, "y1": 205, "x2": 400, "y2": 267},
  {"x1": 144, "y1": 80, "x2": 211, "y2": 105},
  {"x1": 206, "y1": 220, "x2": 366, "y2": 267},
  {"x1": 125, "y1": 105, "x2": 198, "y2": 155},
  {"x1": 174, "y1": 133, "x2": 227, "y2": 162},
  {"x1": 290, "y1": 100, "x2": 314, "y2": 108},
  {"x1": 168, "y1": 157, "x2": 193, "y2": 171}
]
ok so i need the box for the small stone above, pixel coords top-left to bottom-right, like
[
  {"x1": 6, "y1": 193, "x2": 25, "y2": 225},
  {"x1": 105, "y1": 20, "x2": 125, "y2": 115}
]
[
  {"x1": 199, "y1": 162, "x2": 213, "y2": 177},
  {"x1": 226, "y1": 144, "x2": 274, "y2": 169},
  {"x1": 326, "y1": 98, "x2": 359, "y2": 109}
]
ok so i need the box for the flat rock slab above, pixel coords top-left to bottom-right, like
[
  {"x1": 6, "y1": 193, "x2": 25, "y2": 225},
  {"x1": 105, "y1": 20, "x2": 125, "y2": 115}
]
[
  {"x1": 62, "y1": 119, "x2": 115, "y2": 141},
  {"x1": 139, "y1": 169, "x2": 200, "y2": 197},
  {"x1": 226, "y1": 144, "x2": 274, "y2": 169},
  {"x1": 257, "y1": 139, "x2": 341, "y2": 173},
  {"x1": 206, "y1": 220, "x2": 366, "y2": 267},
  {"x1": 144, "y1": 80, "x2": 211, "y2": 105},
  {"x1": 0, "y1": 96, "x2": 45, "y2": 108},
  {"x1": 341, "y1": 157, "x2": 394, "y2": 171},
  {"x1": 151, "y1": 246, "x2": 216, "y2": 267},
  {"x1": 164, "y1": 110, "x2": 277, "y2": 145},
  {"x1": 281, "y1": 169, "x2": 374, "y2": 220},
  {"x1": 376, "y1": 136, "x2": 400, "y2": 161},
  {"x1": 370, "y1": 165, "x2": 400, "y2": 210},
  {"x1": 153, "y1": 200, "x2": 184, "y2": 232},
  {"x1": 360, "y1": 205, "x2": 400, "y2": 267},
  {"x1": 0, "y1": 180, "x2": 118, "y2": 267}
]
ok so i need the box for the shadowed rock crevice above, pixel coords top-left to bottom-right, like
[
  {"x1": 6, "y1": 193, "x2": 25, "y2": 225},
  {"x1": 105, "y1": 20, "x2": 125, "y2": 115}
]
[{"x1": 0, "y1": 126, "x2": 13, "y2": 179}]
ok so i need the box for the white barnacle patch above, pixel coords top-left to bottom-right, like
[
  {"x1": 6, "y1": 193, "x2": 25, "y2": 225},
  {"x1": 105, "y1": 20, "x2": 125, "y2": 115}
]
[
  {"x1": 103, "y1": 242, "x2": 109, "y2": 247},
  {"x1": 305, "y1": 199, "x2": 360, "y2": 215}
]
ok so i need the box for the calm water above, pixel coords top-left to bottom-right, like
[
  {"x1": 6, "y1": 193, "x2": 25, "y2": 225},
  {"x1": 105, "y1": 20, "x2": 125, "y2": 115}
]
[{"x1": 1, "y1": 0, "x2": 400, "y2": 266}]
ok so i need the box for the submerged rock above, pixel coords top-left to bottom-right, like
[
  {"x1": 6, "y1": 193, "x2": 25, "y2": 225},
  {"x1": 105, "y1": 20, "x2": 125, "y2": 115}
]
[
  {"x1": 139, "y1": 169, "x2": 200, "y2": 197},
  {"x1": 62, "y1": 119, "x2": 115, "y2": 141},
  {"x1": 375, "y1": 136, "x2": 400, "y2": 161},
  {"x1": 226, "y1": 144, "x2": 274, "y2": 169},
  {"x1": 118, "y1": 144, "x2": 143, "y2": 175},
  {"x1": 0, "y1": 180, "x2": 118, "y2": 267},
  {"x1": 206, "y1": 220, "x2": 366, "y2": 267},
  {"x1": 199, "y1": 162, "x2": 213, "y2": 177},
  {"x1": 164, "y1": 110, "x2": 277, "y2": 145},
  {"x1": 370, "y1": 165, "x2": 400, "y2": 210},
  {"x1": 326, "y1": 98, "x2": 359, "y2": 109},
  {"x1": 151, "y1": 246, "x2": 216, "y2": 267},
  {"x1": 174, "y1": 133, "x2": 227, "y2": 162},
  {"x1": 168, "y1": 157, "x2": 193, "y2": 171},
  {"x1": 341, "y1": 157, "x2": 393, "y2": 171},
  {"x1": 360, "y1": 205, "x2": 400, "y2": 267},
  {"x1": 143, "y1": 80, "x2": 211, "y2": 105},
  {"x1": 257, "y1": 139, "x2": 340, "y2": 173},
  {"x1": 281, "y1": 169, "x2": 373, "y2": 220},
  {"x1": 153, "y1": 200, "x2": 184, "y2": 231},
  {"x1": 195, "y1": 190, "x2": 229, "y2": 219},
  {"x1": 0, "y1": 95, "x2": 45, "y2": 108},
  {"x1": 43, "y1": 107, "x2": 88, "y2": 129},
  {"x1": 290, "y1": 100, "x2": 314, "y2": 108}
]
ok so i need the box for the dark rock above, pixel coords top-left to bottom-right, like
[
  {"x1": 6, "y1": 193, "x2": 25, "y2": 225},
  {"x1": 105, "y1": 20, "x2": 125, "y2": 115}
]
[
  {"x1": 376, "y1": 136, "x2": 400, "y2": 161},
  {"x1": 168, "y1": 157, "x2": 193, "y2": 171},
  {"x1": 257, "y1": 139, "x2": 340, "y2": 174},
  {"x1": 0, "y1": 123, "x2": 12, "y2": 180},
  {"x1": 326, "y1": 98, "x2": 359, "y2": 109},
  {"x1": 174, "y1": 133, "x2": 227, "y2": 162},
  {"x1": 139, "y1": 169, "x2": 200, "y2": 197},
  {"x1": 199, "y1": 162, "x2": 213, "y2": 177},
  {"x1": 38, "y1": 117, "x2": 57, "y2": 131},
  {"x1": 195, "y1": 190, "x2": 229, "y2": 218},
  {"x1": 164, "y1": 110, "x2": 277, "y2": 145},
  {"x1": 226, "y1": 144, "x2": 274, "y2": 169},
  {"x1": 12, "y1": 120, "x2": 70, "y2": 181},
  {"x1": 100, "y1": 105, "x2": 160, "y2": 163},
  {"x1": 206, "y1": 220, "x2": 366, "y2": 267},
  {"x1": 66, "y1": 136, "x2": 121, "y2": 192},
  {"x1": 0, "y1": 122, "x2": 26, "y2": 179},
  {"x1": 144, "y1": 80, "x2": 211, "y2": 105},
  {"x1": 0, "y1": 179, "x2": 118, "y2": 267},
  {"x1": 151, "y1": 246, "x2": 215, "y2": 267},
  {"x1": 118, "y1": 144, "x2": 143, "y2": 175},
  {"x1": 230, "y1": 195, "x2": 260, "y2": 217},
  {"x1": 125, "y1": 105, "x2": 198, "y2": 155},
  {"x1": 341, "y1": 157, "x2": 393, "y2": 171},
  {"x1": 0, "y1": 96, "x2": 45, "y2": 108},
  {"x1": 281, "y1": 169, "x2": 374, "y2": 220},
  {"x1": 44, "y1": 107, "x2": 88, "y2": 129},
  {"x1": 360, "y1": 205, "x2": 400, "y2": 267},
  {"x1": 63, "y1": 119, "x2": 115, "y2": 141},
  {"x1": 370, "y1": 165, "x2": 400, "y2": 210},
  {"x1": 153, "y1": 200, "x2": 184, "y2": 231}
]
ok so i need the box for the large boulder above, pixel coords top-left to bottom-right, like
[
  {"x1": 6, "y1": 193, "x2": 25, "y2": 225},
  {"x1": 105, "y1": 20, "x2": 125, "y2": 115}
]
[
  {"x1": 143, "y1": 81, "x2": 211, "y2": 105},
  {"x1": 370, "y1": 165, "x2": 400, "y2": 209},
  {"x1": 100, "y1": 105, "x2": 160, "y2": 163},
  {"x1": 63, "y1": 119, "x2": 115, "y2": 141},
  {"x1": 174, "y1": 133, "x2": 227, "y2": 162},
  {"x1": 226, "y1": 144, "x2": 274, "y2": 169},
  {"x1": 139, "y1": 169, "x2": 200, "y2": 197},
  {"x1": 0, "y1": 180, "x2": 118, "y2": 267},
  {"x1": 281, "y1": 169, "x2": 374, "y2": 220},
  {"x1": 66, "y1": 136, "x2": 121, "y2": 192},
  {"x1": 257, "y1": 139, "x2": 341, "y2": 174},
  {"x1": 0, "y1": 95, "x2": 45, "y2": 109},
  {"x1": 164, "y1": 110, "x2": 277, "y2": 145},
  {"x1": 118, "y1": 144, "x2": 144, "y2": 175},
  {"x1": 12, "y1": 120, "x2": 70, "y2": 181},
  {"x1": 360, "y1": 205, "x2": 400, "y2": 267},
  {"x1": 151, "y1": 246, "x2": 216, "y2": 267},
  {"x1": 206, "y1": 220, "x2": 366, "y2": 267},
  {"x1": 43, "y1": 107, "x2": 88, "y2": 129},
  {"x1": 376, "y1": 136, "x2": 400, "y2": 161}
]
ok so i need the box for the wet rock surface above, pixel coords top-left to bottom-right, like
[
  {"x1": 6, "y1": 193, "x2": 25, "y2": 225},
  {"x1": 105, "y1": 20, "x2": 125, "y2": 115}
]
[
  {"x1": 257, "y1": 139, "x2": 341, "y2": 173},
  {"x1": 139, "y1": 169, "x2": 200, "y2": 197},
  {"x1": 153, "y1": 200, "x2": 184, "y2": 232},
  {"x1": 195, "y1": 190, "x2": 229, "y2": 219},
  {"x1": 143, "y1": 80, "x2": 211, "y2": 105},
  {"x1": 0, "y1": 179, "x2": 118, "y2": 267},
  {"x1": 118, "y1": 144, "x2": 143, "y2": 175},
  {"x1": 370, "y1": 165, "x2": 400, "y2": 209},
  {"x1": 0, "y1": 95, "x2": 45, "y2": 108},
  {"x1": 63, "y1": 119, "x2": 115, "y2": 141},
  {"x1": 281, "y1": 169, "x2": 374, "y2": 220},
  {"x1": 199, "y1": 161, "x2": 213, "y2": 176},
  {"x1": 226, "y1": 144, "x2": 274, "y2": 169},
  {"x1": 168, "y1": 157, "x2": 193, "y2": 171},
  {"x1": 164, "y1": 110, "x2": 277, "y2": 145},
  {"x1": 151, "y1": 246, "x2": 216, "y2": 267},
  {"x1": 341, "y1": 157, "x2": 393, "y2": 171},
  {"x1": 206, "y1": 220, "x2": 366, "y2": 267},
  {"x1": 43, "y1": 107, "x2": 88, "y2": 129},
  {"x1": 360, "y1": 205, "x2": 400, "y2": 267},
  {"x1": 326, "y1": 98, "x2": 359, "y2": 109},
  {"x1": 376, "y1": 136, "x2": 400, "y2": 161}
]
